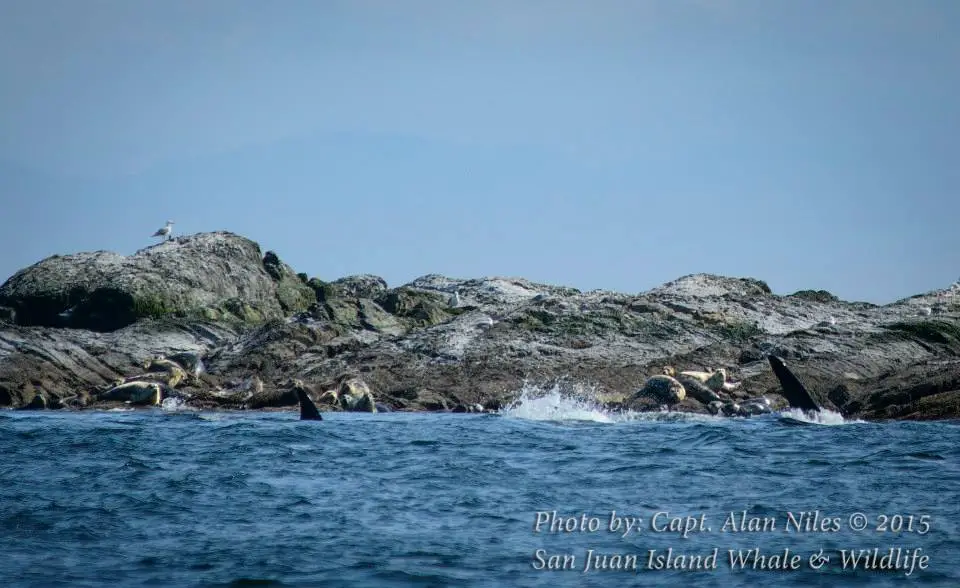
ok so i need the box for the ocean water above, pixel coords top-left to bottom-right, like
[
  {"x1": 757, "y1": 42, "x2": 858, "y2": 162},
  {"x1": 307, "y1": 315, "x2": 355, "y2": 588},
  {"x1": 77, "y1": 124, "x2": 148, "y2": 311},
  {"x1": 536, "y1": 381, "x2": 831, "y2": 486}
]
[{"x1": 1, "y1": 387, "x2": 958, "y2": 587}]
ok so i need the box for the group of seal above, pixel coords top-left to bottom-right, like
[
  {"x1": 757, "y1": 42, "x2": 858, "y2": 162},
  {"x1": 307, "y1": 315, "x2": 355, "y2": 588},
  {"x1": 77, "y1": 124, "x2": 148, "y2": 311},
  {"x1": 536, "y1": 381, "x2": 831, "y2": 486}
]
[
  {"x1": 634, "y1": 366, "x2": 738, "y2": 405},
  {"x1": 317, "y1": 375, "x2": 379, "y2": 412},
  {"x1": 631, "y1": 356, "x2": 821, "y2": 417},
  {"x1": 58, "y1": 346, "x2": 821, "y2": 423},
  {"x1": 293, "y1": 375, "x2": 398, "y2": 420},
  {"x1": 226, "y1": 354, "x2": 823, "y2": 421},
  {"x1": 87, "y1": 354, "x2": 201, "y2": 407}
]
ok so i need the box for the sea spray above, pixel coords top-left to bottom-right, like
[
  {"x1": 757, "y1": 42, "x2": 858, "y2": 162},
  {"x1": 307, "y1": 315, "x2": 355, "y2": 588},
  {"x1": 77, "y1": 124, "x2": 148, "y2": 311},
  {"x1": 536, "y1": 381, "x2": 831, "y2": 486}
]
[
  {"x1": 779, "y1": 408, "x2": 860, "y2": 425},
  {"x1": 499, "y1": 380, "x2": 723, "y2": 424},
  {"x1": 499, "y1": 381, "x2": 615, "y2": 423}
]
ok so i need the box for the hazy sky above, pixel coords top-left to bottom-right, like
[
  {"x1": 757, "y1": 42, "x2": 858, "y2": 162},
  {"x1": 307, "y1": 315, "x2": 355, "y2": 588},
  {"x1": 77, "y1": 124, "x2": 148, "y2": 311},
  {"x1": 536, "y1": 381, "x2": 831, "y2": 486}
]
[{"x1": 1, "y1": 0, "x2": 957, "y2": 304}]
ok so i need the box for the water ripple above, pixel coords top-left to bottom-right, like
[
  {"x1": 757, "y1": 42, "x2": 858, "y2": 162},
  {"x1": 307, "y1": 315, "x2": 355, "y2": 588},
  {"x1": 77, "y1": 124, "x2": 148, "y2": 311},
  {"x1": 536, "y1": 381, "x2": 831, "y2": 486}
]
[{"x1": 0, "y1": 406, "x2": 957, "y2": 587}]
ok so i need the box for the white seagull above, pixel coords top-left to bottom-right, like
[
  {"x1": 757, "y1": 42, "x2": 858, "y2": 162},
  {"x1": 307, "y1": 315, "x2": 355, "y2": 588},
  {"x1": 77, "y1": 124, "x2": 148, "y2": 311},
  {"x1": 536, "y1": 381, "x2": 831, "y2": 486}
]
[
  {"x1": 448, "y1": 289, "x2": 460, "y2": 308},
  {"x1": 152, "y1": 220, "x2": 174, "y2": 241}
]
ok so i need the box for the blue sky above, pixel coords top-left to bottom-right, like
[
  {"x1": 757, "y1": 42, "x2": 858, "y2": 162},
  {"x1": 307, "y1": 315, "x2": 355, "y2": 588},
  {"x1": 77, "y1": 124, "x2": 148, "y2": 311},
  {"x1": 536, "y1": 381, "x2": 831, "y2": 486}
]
[{"x1": 1, "y1": 0, "x2": 957, "y2": 304}]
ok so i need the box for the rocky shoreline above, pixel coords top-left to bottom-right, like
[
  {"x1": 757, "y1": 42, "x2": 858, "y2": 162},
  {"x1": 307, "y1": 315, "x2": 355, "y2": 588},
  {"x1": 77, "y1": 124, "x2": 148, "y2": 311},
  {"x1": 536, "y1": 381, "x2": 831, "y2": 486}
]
[{"x1": 2, "y1": 232, "x2": 959, "y2": 421}]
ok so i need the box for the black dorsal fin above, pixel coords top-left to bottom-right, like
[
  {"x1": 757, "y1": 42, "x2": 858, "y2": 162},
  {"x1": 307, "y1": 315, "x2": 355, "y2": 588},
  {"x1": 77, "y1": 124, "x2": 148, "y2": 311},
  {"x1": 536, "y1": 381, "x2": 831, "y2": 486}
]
[
  {"x1": 767, "y1": 355, "x2": 821, "y2": 413},
  {"x1": 296, "y1": 386, "x2": 323, "y2": 421}
]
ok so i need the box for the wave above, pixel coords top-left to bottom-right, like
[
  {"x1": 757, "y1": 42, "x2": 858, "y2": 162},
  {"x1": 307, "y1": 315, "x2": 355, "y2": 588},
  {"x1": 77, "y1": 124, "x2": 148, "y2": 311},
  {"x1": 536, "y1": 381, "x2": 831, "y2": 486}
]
[
  {"x1": 160, "y1": 397, "x2": 198, "y2": 413},
  {"x1": 497, "y1": 382, "x2": 721, "y2": 424},
  {"x1": 498, "y1": 381, "x2": 868, "y2": 427},
  {"x1": 499, "y1": 382, "x2": 616, "y2": 423},
  {"x1": 778, "y1": 408, "x2": 863, "y2": 426}
]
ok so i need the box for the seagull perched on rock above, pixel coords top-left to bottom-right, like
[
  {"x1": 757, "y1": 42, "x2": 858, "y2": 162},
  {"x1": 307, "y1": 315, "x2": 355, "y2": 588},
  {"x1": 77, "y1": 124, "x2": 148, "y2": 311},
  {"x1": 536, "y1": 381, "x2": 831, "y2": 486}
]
[
  {"x1": 448, "y1": 289, "x2": 460, "y2": 308},
  {"x1": 152, "y1": 220, "x2": 174, "y2": 242}
]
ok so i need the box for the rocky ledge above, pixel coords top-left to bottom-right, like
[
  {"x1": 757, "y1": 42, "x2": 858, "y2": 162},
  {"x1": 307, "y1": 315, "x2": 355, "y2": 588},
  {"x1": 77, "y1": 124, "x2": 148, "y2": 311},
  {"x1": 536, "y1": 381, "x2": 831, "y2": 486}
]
[{"x1": 2, "y1": 231, "x2": 959, "y2": 420}]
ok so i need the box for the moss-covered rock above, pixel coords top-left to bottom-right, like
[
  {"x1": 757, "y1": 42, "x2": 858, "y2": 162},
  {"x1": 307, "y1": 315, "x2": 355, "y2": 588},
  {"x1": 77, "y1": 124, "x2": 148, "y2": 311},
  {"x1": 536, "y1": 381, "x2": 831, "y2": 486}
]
[
  {"x1": 0, "y1": 232, "x2": 315, "y2": 332},
  {"x1": 715, "y1": 319, "x2": 764, "y2": 343},
  {"x1": 222, "y1": 298, "x2": 265, "y2": 323},
  {"x1": 321, "y1": 298, "x2": 361, "y2": 327},
  {"x1": 789, "y1": 289, "x2": 839, "y2": 303},
  {"x1": 375, "y1": 288, "x2": 451, "y2": 328},
  {"x1": 885, "y1": 320, "x2": 960, "y2": 346},
  {"x1": 263, "y1": 251, "x2": 316, "y2": 313},
  {"x1": 313, "y1": 274, "x2": 388, "y2": 302},
  {"x1": 357, "y1": 299, "x2": 404, "y2": 333}
]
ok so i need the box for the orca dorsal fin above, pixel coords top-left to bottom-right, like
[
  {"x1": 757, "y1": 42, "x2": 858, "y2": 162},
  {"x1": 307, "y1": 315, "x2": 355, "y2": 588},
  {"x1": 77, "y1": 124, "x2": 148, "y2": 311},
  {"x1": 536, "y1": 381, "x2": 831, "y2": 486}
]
[
  {"x1": 767, "y1": 355, "x2": 821, "y2": 413},
  {"x1": 296, "y1": 386, "x2": 323, "y2": 421}
]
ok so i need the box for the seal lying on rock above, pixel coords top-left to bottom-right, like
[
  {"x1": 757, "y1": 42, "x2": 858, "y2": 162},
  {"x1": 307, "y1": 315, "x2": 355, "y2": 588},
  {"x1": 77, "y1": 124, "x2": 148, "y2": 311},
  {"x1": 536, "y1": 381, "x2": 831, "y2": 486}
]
[
  {"x1": 633, "y1": 374, "x2": 686, "y2": 405},
  {"x1": 143, "y1": 357, "x2": 188, "y2": 387},
  {"x1": 739, "y1": 396, "x2": 774, "y2": 416},
  {"x1": 244, "y1": 378, "x2": 298, "y2": 409},
  {"x1": 662, "y1": 366, "x2": 733, "y2": 403},
  {"x1": 679, "y1": 369, "x2": 724, "y2": 390},
  {"x1": 676, "y1": 374, "x2": 722, "y2": 404},
  {"x1": 319, "y1": 375, "x2": 377, "y2": 412},
  {"x1": 706, "y1": 396, "x2": 781, "y2": 417},
  {"x1": 83, "y1": 355, "x2": 197, "y2": 409},
  {"x1": 677, "y1": 367, "x2": 741, "y2": 392},
  {"x1": 98, "y1": 381, "x2": 164, "y2": 406},
  {"x1": 167, "y1": 351, "x2": 204, "y2": 376}
]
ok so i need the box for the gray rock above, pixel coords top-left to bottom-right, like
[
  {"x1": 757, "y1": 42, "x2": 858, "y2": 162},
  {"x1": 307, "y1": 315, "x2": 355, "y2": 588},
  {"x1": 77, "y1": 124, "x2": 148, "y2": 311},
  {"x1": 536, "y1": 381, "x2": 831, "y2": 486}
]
[
  {"x1": 0, "y1": 232, "x2": 314, "y2": 332},
  {"x1": 310, "y1": 274, "x2": 389, "y2": 302},
  {"x1": 330, "y1": 274, "x2": 389, "y2": 300},
  {"x1": 1, "y1": 241, "x2": 959, "y2": 421}
]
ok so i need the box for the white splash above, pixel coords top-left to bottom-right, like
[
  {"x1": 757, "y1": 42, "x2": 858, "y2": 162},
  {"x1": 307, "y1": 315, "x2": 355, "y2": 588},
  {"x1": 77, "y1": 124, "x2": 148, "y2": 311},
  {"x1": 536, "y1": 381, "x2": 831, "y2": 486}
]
[
  {"x1": 500, "y1": 383, "x2": 615, "y2": 423},
  {"x1": 160, "y1": 397, "x2": 196, "y2": 412},
  {"x1": 779, "y1": 408, "x2": 862, "y2": 425},
  {"x1": 500, "y1": 382, "x2": 728, "y2": 424}
]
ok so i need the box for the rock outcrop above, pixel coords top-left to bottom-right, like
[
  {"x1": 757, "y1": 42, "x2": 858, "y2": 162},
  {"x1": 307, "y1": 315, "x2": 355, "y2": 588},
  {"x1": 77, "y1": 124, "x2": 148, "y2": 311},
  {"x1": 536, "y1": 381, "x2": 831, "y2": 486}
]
[
  {"x1": 0, "y1": 232, "x2": 313, "y2": 331},
  {"x1": 2, "y1": 233, "x2": 960, "y2": 420}
]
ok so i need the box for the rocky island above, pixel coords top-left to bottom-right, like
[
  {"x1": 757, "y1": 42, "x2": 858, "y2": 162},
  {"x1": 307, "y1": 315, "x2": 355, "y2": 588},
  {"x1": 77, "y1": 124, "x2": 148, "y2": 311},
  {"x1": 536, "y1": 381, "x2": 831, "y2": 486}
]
[{"x1": 1, "y1": 231, "x2": 958, "y2": 420}]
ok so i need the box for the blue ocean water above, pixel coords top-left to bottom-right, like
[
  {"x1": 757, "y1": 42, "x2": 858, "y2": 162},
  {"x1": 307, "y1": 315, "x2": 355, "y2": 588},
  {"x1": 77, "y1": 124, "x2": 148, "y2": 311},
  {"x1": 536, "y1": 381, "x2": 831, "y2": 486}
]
[{"x1": 1, "y1": 389, "x2": 958, "y2": 587}]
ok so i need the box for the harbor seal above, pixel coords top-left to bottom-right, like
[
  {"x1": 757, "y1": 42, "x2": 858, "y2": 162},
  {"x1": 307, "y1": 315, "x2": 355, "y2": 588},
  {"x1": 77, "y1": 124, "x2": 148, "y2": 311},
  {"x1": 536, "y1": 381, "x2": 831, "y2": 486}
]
[
  {"x1": 676, "y1": 374, "x2": 722, "y2": 403},
  {"x1": 98, "y1": 381, "x2": 163, "y2": 406},
  {"x1": 143, "y1": 357, "x2": 187, "y2": 387},
  {"x1": 679, "y1": 367, "x2": 742, "y2": 393},
  {"x1": 679, "y1": 368, "x2": 726, "y2": 392},
  {"x1": 319, "y1": 375, "x2": 377, "y2": 412},
  {"x1": 244, "y1": 379, "x2": 298, "y2": 409},
  {"x1": 738, "y1": 397, "x2": 773, "y2": 416},
  {"x1": 634, "y1": 375, "x2": 686, "y2": 404},
  {"x1": 167, "y1": 351, "x2": 204, "y2": 376}
]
